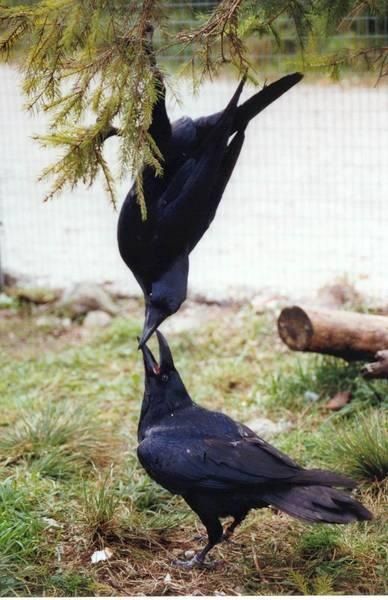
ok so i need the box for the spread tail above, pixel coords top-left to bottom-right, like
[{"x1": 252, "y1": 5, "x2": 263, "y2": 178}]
[{"x1": 261, "y1": 484, "x2": 372, "y2": 524}]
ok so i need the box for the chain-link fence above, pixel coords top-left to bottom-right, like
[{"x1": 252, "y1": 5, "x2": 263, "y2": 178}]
[{"x1": 0, "y1": 11, "x2": 387, "y2": 302}]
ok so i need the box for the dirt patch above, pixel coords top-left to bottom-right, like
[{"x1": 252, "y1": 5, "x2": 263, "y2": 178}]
[{"x1": 0, "y1": 309, "x2": 83, "y2": 359}]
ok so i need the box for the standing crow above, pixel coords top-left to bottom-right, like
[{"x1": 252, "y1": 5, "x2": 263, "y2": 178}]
[
  {"x1": 137, "y1": 331, "x2": 372, "y2": 569},
  {"x1": 118, "y1": 38, "x2": 303, "y2": 347}
]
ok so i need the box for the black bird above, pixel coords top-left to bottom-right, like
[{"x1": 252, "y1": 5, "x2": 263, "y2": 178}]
[
  {"x1": 137, "y1": 331, "x2": 372, "y2": 569},
  {"x1": 118, "y1": 48, "x2": 303, "y2": 347}
]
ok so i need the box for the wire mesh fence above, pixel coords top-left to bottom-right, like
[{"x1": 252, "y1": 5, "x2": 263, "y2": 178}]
[{"x1": 0, "y1": 11, "x2": 387, "y2": 302}]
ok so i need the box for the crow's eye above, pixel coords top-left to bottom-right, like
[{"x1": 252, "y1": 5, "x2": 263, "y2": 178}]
[{"x1": 161, "y1": 374, "x2": 169, "y2": 383}]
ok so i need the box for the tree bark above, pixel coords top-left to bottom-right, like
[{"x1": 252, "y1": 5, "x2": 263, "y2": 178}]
[
  {"x1": 277, "y1": 305, "x2": 388, "y2": 361},
  {"x1": 361, "y1": 350, "x2": 388, "y2": 379}
]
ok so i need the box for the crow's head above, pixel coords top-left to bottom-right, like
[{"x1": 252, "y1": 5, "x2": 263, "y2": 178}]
[
  {"x1": 138, "y1": 291, "x2": 181, "y2": 349},
  {"x1": 138, "y1": 256, "x2": 188, "y2": 348},
  {"x1": 139, "y1": 330, "x2": 191, "y2": 409},
  {"x1": 141, "y1": 330, "x2": 174, "y2": 378}
]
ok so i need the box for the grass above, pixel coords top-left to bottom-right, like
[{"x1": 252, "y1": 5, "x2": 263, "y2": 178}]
[
  {"x1": 330, "y1": 413, "x2": 388, "y2": 481},
  {"x1": 0, "y1": 302, "x2": 387, "y2": 596},
  {"x1": 0, "y1": 474, "x2": 51, "y2": 595},
  {"x1": 297, "y1": 524, "x2": 343, "y2": 562},
  {"x1": 0, "y1": 403, "x2": 115, "y2": 479}
]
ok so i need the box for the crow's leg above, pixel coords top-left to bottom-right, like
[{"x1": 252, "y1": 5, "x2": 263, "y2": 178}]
[
  {"x1": 194, "y1": 509, "x2": 247, "y2": 544},
  {"x1": 222, "y1": 511, "x2": 248, "y2": 542},
  {"x1": 173, "y1": 515, "x2": 223, "y2": 570}
]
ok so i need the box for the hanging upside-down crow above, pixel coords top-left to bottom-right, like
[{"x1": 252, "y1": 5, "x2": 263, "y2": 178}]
[
  {"x1": 117, "y1": 30, "x2": 303, "y2": 347},
  {"x1": 137, "y1": 331, "x2": 372, "y2": 569}
]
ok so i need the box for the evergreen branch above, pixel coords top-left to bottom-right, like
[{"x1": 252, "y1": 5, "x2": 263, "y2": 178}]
[
  {"x1": 135, "y1": 173, "x2": 147, "y2": 222},
  {"x1": 176, "y1": 0, "x2": 244, "y2": 44},
  {"x1": 0, "y1": 18, "x2": 29, "y2": 58},
  {"x1": 337, "y1": 1, "x2": 369, "y2": 32},
  {"x1": 25, "y1": 49, "x2": 62, "y2": 110},
  {"x1": 266, "y1": 3, "x2": 293, "y2": 26},
  {"x1": 0, "y1": 0, "x2": 386, "y2": 212},
  {"x1": 167, "y1": 0, "x2": 251, "y2": 79},
  {"x1": 36, "y1": 123, "x2": 119, "y2": 205},
  {"x1": 95, "y1": 146, "x2": 116, "y2": 207},
  {"x1": 376, "y1": 50, "x2": 388, "y2": 83},
  {"x1": 312, "y1": 45, "x2": 388, "y2": 83},
  {"x1": 288, "y1": 0, "x2": 314, "y2": 51}
]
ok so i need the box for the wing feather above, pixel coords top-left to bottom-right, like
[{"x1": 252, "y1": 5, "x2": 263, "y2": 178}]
[{"x1": 137, "y1": 432, "x2": 301, "y2": 494}]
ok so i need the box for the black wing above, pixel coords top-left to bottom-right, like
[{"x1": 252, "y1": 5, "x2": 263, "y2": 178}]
[
  {"x1": 138, "y1": 431, "x2": 302, "y2": 494},
  {"x1": 186, "y1": 128, "x2": 246, "y2": 252},
  {"x1": 155, "y1": 78, "x2": 246, "y2": 236}
]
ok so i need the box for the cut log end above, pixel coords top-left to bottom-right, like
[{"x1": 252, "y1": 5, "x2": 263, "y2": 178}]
[
  {"x1": 277, "y1": 305, "x2": 388, "y2": 362},
  {"x1": 277, "y1": 306, "x2": 313, "y2": 350}
]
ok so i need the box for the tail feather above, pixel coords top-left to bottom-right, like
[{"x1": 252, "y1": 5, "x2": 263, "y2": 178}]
[
  {"x1": 217, "y1": 75, "x2": 247, "y2": 130},
  {"x1": 292, "y1": 468, "x2": 357, "y2": 489},
  {"x1": 197, "y1": 76, "x2": 246, "y2": 159},
  {"x1": 233, "y1": 72, "x2": 303, "y2": 131},
  {"x1": 261, "y1": 485, "x2": 372, "y2": 524}
]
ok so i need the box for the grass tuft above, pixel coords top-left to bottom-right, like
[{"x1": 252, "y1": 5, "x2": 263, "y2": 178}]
[
  {"x1": 81, "y1": 470, "x2": 122, "y2": 539},
  {"x1": 46, "y1": 572, "x2": 95, "y2": 597},
  {"x1": 297, "y1": 525, "x2": 341, "y2": 560},
  {"x1": 331, "y1": 413, "x2": 388, "y2": 481},
  {"x1": 0, "y1": 477, "x2": 47, "y2": 596},
  {"x1": 289, "y1": 570, "x2": 335, "y2": 595},
  {"x1": 0, "y1": 403, "x2": 117, "y2": 479}
]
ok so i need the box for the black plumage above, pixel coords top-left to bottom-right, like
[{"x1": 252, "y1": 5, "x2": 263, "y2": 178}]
[
  {"x1": 137, "y1": 331, "x2": 373, "y2": 568},
  {"x1": 118, "y1": 57, "x2": 303, "y2": 346}
]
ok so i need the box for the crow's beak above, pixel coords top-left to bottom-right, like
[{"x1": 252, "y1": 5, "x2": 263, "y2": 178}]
[
  {"x1": 157, "y1": 330, "x2": 174, "y2": 371},
  {"x1": 138, "y1": 305, "x2": 164, "y2": 349},
  {"x1": 139, "y1": 338, "x2": 159, "y2": 376}
]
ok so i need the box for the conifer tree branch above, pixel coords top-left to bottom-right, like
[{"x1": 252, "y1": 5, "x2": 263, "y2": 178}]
[
  {"x1": 0, "y1": 0, "x2": 386, "y2": 211},
  {"x1": 312, "y1": 45, "x2": 388, "y2": 83}
]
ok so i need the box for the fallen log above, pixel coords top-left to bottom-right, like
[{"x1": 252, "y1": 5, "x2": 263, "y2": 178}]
[
  {"x1": 361, "y1": 350, "x2": 388, "y2": 379},
  {"x1": 277, "y1": 305, "x2": 388, "y2": 361}
]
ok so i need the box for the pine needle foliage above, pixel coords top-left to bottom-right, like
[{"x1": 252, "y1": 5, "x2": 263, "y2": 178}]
[
  {"x1": 0, "y1": 0, "x2": 387, "y2": 212},
  {"x1": 0, "y1": 0, "x2": 167, "y2": 214}
]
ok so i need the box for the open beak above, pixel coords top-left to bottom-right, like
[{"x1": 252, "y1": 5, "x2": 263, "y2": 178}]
[
  {"x1": 138, "y1": 305, "x2": 164, "y2": 349},
  {"x1": 139, "y1": 337, "x2": 160, "y2": 376},
  {"x1": 156, "y1": 330, "x2": 174, "y2": 371}
]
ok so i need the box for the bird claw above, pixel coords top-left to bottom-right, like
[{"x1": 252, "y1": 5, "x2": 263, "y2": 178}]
[
  {"x1": 172, "y1": 556, "x2": 221, "y2": 570},
  {"x1": 192, "y1": 534, "x2": 207, "y2": 543},
  {"x1": 221, "y1": 533, "x2": 232, "y2": 543},
  {"x1": 172, "y1": 556, "x2": 203, "y2": 570}
]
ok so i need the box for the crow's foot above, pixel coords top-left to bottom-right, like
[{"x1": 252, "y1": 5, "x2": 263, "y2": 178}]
[
  {"x1": 172, "y1": 555, "x2": 220, "y2": 570},
  {"x1": 192, "y1": 534, "x2": 207, "y2": 543},
  {"x1": 221, "y1": 530, "x2": 239, "y2": 544}
]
